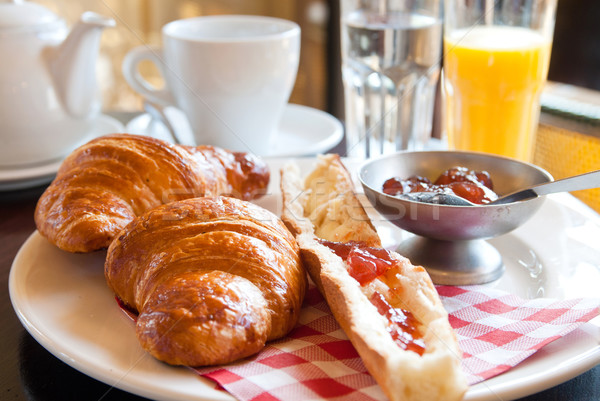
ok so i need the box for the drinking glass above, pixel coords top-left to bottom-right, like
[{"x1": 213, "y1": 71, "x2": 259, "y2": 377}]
[
  {"x1": 443, "y1": 0, "x2": 557, "y2": 161},
  {"x1": 340, "y1": 0, "x2": 443, "y2": 158}
]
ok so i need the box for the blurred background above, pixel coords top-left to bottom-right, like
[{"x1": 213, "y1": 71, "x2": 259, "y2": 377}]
[
  {"x1": 34, "y1": 0, "x2": 599, "y2": 119},
  {"x1": 34, "y1": 0, "x2": 339, "y2": 115}
]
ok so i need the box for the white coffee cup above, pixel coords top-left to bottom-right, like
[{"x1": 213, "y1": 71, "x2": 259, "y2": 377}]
[{"x1": 123, "y1": 15, "x2": 300, "y2": 155}]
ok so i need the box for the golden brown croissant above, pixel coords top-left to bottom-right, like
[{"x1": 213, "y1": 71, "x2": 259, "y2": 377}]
[
  {"x1": 34, "y1": 134, "x2": 269, "y2": 253},
  {"x1": 104, "y1": 196, "x2": 306, "y2": 366}
]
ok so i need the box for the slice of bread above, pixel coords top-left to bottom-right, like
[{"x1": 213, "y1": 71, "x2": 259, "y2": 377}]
[{"x1": 280, "y1": 154, "x2": 467, "y2": 401}]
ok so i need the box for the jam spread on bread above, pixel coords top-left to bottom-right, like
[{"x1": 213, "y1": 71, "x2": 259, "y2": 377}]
[
  {"x1": 383, "y1": 166, "x2": 497, "y2": 204},
  {"x1": 319, "y1": 240, "x2": 393, "y2": 285},
  {"x1": 318, "y1": 239, "x2": 425, "y2": 355},
  {"x1": 370, "y1": 292, "x2": 425, "y2": 355}
]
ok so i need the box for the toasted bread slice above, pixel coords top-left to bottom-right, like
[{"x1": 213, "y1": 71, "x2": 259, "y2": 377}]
[{"x1": 280, "y1": 154, "x2": 467, "y2": 401}]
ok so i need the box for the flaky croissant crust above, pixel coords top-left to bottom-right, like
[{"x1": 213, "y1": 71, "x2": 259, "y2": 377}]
[
  {"x1": 105, "y1": 196, "x2": 306, "y2": 367},
  {"x1": 34, "y1": 134, "x2": 269, "y2": 253}
]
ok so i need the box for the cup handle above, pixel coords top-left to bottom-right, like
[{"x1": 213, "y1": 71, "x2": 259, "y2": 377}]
[{"x1": 122, "y1": 46, "x2": 175, "y2": 107}]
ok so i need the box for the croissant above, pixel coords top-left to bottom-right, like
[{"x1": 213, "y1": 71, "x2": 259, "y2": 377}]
[
  {"x1": 104, "y1": 196, "x2": 306, "y2": 366},
  {"x1": 34, "y1": 134, "x2": 269, "y2": 253}
]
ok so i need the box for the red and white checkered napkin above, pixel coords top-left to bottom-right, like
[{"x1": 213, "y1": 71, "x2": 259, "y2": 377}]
[
  {"x1": 437, "y1": 285, "x2": 600, "y2": 385},
  {"x1": 195, "y1": 285, "x2": 600, "y2": 401}
]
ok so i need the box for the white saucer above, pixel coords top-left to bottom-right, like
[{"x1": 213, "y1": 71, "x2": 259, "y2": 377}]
[
  {"x1": 125, "y1": 103, "x2": 344, "y2": 157},
  {"x1": 0, "y1": 115, "x2": 125, "y2": 191}
]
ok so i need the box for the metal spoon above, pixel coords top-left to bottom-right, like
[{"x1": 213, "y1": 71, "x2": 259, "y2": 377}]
[
  {"x1": 397, "y1": 191, "x2": 473, "y2": 206},
  {"x1": 399, "y1": 169, "x2": 600, "y2": 206},
  {"x1": 143, "y1": 100, "x2": 181, "y2": 144}
]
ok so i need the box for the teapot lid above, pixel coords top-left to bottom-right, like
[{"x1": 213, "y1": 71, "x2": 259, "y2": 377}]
[{"x1": 0, "y1": 0, "x2": 61, "y2": 29}]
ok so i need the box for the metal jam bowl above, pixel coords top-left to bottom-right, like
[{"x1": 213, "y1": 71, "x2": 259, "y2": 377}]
[{"x1": 359, "y1": 151, "x2": 553, "y2": 285}]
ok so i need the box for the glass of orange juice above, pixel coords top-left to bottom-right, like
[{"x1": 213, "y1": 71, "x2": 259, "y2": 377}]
[{"x1": 443, "y1": 0, "x2": 557, "y2": 161}]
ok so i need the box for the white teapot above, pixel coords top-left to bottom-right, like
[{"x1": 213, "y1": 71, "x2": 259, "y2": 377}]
[{"x1": 0, "y1": 0, "x2": 115, "y2": 167}]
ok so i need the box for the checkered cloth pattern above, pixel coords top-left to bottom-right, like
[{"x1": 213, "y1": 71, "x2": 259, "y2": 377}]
[
  {"x1": 194, "y1": 284, "x2": 600, "y2": 401},
  {"x1": 437, "y1": 285, "x2": 600, "y2": 385}
]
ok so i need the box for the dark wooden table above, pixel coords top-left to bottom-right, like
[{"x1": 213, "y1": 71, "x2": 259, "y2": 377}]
[{"x1": 1, "y1": 180, "x2": 598, "y2": 401}]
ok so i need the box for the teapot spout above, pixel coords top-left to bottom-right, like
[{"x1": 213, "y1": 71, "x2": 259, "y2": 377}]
[{"x1": 48, "y1": 12, "x2": 115, "y2": 118}]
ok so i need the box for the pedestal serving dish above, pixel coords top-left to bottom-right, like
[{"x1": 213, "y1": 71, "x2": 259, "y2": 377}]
[{"x1": 359, "y1": 151, "x2": 553, "y2": 285}]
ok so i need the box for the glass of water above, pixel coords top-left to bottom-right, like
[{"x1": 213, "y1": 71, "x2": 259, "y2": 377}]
[{"x1": 340, "y1": 0, "x2": 442, "y2": 158}]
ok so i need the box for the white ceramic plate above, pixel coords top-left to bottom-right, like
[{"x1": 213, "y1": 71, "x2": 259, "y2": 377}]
[
  {"x1": 125, "y1": 104, "x2": 344, "y2": 157},
  {"x1": 9, "y1": 159, "x2": 600, "y2": 401},
  {"x1": 0, "y1": 115, "x2": 125, "y2": 191}
]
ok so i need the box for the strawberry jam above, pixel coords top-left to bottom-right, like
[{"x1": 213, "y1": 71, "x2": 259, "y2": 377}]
[
  {"x1": 383, "y1": 166, "x2": 498, "y2": 205},
  {"x1": 370, "y1": 291, "x2": 425, "y2": 355},
  {"x1": 318, "y1": 240, "x2": 394, "y2": 285},
  {"x1": 318, "y1": 239, "x2": 426, "y2": 355}
]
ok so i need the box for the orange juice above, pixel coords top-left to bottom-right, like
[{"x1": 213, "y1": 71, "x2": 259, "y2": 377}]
[{"x1": 443, "y1": 26, "x2": 551, "y2": 161}]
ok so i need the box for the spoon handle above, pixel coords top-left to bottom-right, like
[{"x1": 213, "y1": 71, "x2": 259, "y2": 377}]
[
  {"x1": 144, "y1": 100, "x2": 180, "y2": 144},
  {"x1": 492, "y1": 169, "x2": 600, "y2": 205},
  {"x1": 533, "y1": 169, "x2": 600, "y2": 196}
]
